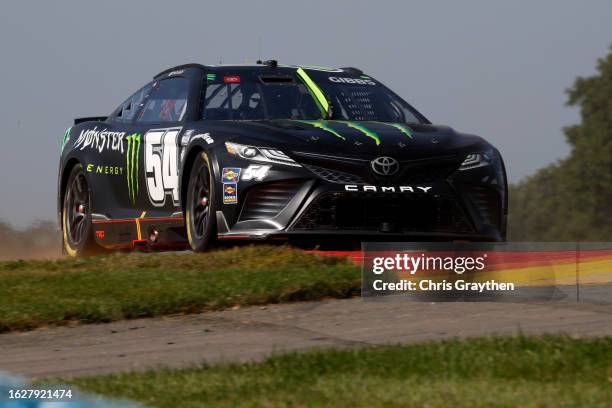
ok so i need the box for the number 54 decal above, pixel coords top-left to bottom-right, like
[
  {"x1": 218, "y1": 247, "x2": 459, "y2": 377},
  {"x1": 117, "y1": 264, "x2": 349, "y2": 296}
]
[{"x1": 144, "y1": 127, "x2": 182, "y2": 207}]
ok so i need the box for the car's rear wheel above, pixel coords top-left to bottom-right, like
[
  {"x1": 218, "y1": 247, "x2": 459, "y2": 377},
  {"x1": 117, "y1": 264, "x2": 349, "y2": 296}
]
[
  {"x1": 62, "y1": 164, "x2": 99, "y2": 257},
  {"x1": 186, "y1": 152, "x2": 216, "y2": 252}
]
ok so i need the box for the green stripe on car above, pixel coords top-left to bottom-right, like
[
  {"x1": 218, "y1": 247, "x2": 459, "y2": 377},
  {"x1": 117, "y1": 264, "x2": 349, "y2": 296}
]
[
  {"x1": 292, "y1": 120, "x2": 346, "y2": 140},
  {"x1": 337, "y1": 121, "x2": 381, "y2": 146},
  {"x1": 382, "y1": 122, "x2": 413, "y2": 139},
  {"x1": 296, "y1": 67, "x2": 330, "y2": 118}
]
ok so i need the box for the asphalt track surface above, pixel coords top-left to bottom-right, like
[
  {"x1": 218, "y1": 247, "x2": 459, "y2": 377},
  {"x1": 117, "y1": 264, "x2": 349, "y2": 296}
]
[{"x1": 1, "y1": 296, "x2": 611, "y2": 379}]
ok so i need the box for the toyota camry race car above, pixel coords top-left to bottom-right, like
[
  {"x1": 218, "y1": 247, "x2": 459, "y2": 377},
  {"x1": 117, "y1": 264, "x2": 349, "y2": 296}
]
[{"x1": 58, "y1": 60, "x2": 507, "y2": 256}]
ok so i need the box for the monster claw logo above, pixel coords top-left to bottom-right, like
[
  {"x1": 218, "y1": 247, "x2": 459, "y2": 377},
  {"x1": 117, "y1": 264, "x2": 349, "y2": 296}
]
[
  {"x1": 126, "y1": 133, "x2": 142, "y2": 204},
  {"x1": 60, "y1": 128, "x2": 71, "y2": 153}
]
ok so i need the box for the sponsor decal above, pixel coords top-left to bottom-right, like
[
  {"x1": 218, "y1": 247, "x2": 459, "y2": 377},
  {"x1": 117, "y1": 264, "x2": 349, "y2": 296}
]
[
  {"x1": 196, "y1": 133, "x2": 215, "y2": 144},
  {"x1": 180, "y1": 130, "x2": 196, "y2": 146},
  {"x1": 241, "y1": 165, "x2": 271, "y2": 181},
  {"x1": 194, "y1": 132, "x2": 214, "y2": 144},
  {"x1": 60, "y1": 128, "x2": 71, "y2": 153},
  {"x1": 86, "y1": 163, "x2": 124, "y2": 175},
  {"x1": 166, "y1": 69, "x2": 184, "y2": 76},
  {"x1": 224, "y1": 75, "x2": 240, "y2": 83},
  {"x1": 222, "y1": 167, "x2": 241, "y2": 183},
  {"x1": 223, "y1": 183, "x2": 238, "y2": 204},
  {"x1": 206, "y1": 73, "x2": 216, "y2": 81},
  {"x1": 144, "y1": 128, "x2": 182, "y2": 207},
  {"x1": 181, "y1": 131, "x2": 214, "y2": 146},
  {"x1": 74, "y1": 127, "x2": 126, "y2": 153},
  {"x1": 344, "y1": 185, "x2": 432, "y2": 193},
  {"x1": 95, "y1": 230, "x2": 105, "y2": 239},
  {"x1": 126, "y1": 133, "x2": 142, "y2": 204},
  {"x1": 329, "y1": 76, "x2": 376, "y2": 86}
]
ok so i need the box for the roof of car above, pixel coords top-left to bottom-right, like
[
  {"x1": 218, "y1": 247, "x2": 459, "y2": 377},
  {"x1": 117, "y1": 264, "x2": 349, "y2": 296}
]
[
  {"x1": 153, "y1": 63, "x2": 362, "y2": 79},
  {"x1": 153, "y1": 63, "x2": 207, "y2": 79}
]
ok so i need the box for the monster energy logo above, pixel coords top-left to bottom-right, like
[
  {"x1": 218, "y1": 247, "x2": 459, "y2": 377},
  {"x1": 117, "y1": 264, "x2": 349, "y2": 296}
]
[
  {"x1": 289, "y1": 120, "x2": 414, "y2": 145},
  {"x1": 126, "y1": 134, "x2": 141, "y2": 204}
]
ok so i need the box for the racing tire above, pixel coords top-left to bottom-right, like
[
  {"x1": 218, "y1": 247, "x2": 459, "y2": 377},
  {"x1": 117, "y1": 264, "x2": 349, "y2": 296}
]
[
  {"x1": 186, "y1": 152, "x2": 217, "y2": 252},
  {"x1": 62, "y1": 164, "x2": 100, "y2": 257}
]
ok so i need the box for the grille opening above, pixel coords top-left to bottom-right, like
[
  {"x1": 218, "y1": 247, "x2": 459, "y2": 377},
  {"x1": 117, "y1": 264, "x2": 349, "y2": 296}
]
[
  {"x1": 294, "y1": 155, "x2": 460, "y2": 186},
  {"x1": 302, "y1": 163, "x2": 365, "y2": 184},
  {"x1": 398, "y1": 164, "x2": 459, "y2": 185},
  {"x1": 293, "y1": 192, "x2": 473, "y2": 234},
  {"x1": 465, "y1": 186, "x2": 501, "y2": 228},
  {"x1": 239, "y1": 180, "x2": 303, "y2": 221}
]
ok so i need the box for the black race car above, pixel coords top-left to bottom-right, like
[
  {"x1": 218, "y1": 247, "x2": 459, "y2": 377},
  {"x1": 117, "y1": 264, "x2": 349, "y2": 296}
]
[{"x1": 58, "y1": 60, "x2": 507, "y2": 256}]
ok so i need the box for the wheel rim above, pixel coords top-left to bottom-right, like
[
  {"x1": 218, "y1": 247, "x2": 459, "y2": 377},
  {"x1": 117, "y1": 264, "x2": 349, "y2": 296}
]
[
  {"x1": 66, "y1": 172, "x2": 89, "y2": 245},
  {"x1": 191, "y1": 164, "x2": 210, "y2": 239}
]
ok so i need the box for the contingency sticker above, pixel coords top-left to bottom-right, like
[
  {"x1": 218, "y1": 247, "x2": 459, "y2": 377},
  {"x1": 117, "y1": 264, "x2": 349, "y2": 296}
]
[
  {"x1": 224, "y1": 75, "x2": 240, "y2": 83},
  {"x1": 222, "y1": 167, "x2": 241, "y2": 183},
  {"x1": 223, "y1": 183, "x2": 238, "y2": 204}
]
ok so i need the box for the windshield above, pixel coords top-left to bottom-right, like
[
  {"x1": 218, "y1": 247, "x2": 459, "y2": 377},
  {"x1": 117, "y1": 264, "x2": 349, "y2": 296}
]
[
  {"x1": 201, "y1": 69, "x2": 424, "y2": 123},
  {"x1": 202, "y1": 72, "x2": 320, "y2": 120},
  {"x1": 317, "y1": 79, "x2": 423, "y2": 123}
]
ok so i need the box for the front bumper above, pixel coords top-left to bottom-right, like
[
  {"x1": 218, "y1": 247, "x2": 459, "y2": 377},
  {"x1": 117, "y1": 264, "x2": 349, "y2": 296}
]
[{"x1": 212, "y1": 149, "x2": 507, "y2": 242}]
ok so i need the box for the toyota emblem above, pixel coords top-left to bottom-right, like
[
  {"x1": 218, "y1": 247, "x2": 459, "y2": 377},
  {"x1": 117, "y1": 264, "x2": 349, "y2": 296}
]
[{"x1": 370, "y1": 156, "x2": 400, "y2": 176}]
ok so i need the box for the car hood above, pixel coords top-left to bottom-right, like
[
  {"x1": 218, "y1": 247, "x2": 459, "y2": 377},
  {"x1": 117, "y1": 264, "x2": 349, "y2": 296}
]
[{"x1": 214, "y1": 119, "x2": 491, "y2": 160}]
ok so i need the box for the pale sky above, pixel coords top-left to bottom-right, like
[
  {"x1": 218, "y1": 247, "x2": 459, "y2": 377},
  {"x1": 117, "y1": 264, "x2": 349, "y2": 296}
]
[{"x1": 0, "y1": 0, "x2": 610, "y2": 226}]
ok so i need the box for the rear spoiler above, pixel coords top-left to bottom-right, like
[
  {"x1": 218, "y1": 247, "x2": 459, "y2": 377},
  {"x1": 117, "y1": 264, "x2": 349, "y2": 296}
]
[{"x1": 74, "y1": 116, "x2": 107, "y2": 125}]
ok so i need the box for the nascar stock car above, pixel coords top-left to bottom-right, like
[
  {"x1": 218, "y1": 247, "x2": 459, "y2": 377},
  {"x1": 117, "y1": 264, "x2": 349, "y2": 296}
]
[{"x1": 58, "y1": 60, "x2": 507, "y2": 256}]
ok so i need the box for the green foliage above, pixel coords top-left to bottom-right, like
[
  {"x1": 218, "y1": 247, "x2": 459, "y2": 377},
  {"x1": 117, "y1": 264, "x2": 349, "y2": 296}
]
[
  {"x1": 63, "y1": 336, "x2": 612, "y2": 408},
  {"x1": 0, "y1": 246, "x2": 359, "y2": 332},
  {"x1": 509, "y1": 47, "x2": 612, "y2": 241}
]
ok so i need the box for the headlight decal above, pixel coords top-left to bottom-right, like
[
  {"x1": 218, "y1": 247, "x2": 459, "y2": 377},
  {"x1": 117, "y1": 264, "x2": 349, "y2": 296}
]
[
  {"x1": 225, "y1": 142, "x2": 301, "y2": 167},
  {"x1": 459, "y1": 150, "x2": 494, "y2": 171}
]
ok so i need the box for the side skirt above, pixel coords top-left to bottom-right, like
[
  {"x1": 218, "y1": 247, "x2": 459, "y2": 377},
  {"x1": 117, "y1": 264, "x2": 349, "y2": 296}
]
[{"x1": 91, "y1": 213, "x2": 188, "y2": 250}]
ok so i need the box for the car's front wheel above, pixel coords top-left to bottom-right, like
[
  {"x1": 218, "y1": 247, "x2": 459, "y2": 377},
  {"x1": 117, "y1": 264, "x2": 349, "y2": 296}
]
[
  {"x1": 62, "y1": 164, "x2": 99, "y2": 256},
  {"x1": 186, "y1": 152, "x2": 217, "y2": 252}
]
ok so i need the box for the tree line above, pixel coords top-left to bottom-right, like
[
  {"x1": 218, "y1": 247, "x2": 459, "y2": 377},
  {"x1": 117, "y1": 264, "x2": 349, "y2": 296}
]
[{"x1": 508, "y1": 47, "x2": 612, "y2": 241}]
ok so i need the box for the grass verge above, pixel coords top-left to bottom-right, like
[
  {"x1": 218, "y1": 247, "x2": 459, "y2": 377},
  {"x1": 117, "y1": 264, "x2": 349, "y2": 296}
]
[
  {"x1": 0, "y1": 246, "x2": 359, "y2": 333},
  {"x1": 62, "y1": 336, "x2": 612, "y2": 407}
]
